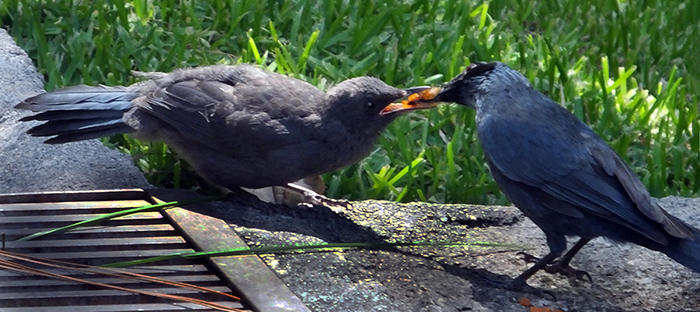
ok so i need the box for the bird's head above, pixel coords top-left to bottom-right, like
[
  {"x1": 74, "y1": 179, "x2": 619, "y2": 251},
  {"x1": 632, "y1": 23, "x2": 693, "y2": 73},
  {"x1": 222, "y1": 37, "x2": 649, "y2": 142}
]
[
  {"x1": 434, "y1": 62, "x2": 497, "y2": 108},
  {"x1": 325, "y1": 77, "x2": 436, "y2": 135},
  {"x1": 401, "y1": 62, "x2": 530, "y2": 109}
]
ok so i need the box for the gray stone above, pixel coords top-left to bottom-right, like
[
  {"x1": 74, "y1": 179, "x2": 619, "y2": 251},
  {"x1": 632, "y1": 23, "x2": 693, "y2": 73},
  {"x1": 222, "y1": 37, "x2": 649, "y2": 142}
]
[
  {"x1": 0, "y1": 29, "x2": 151, "y2": 193},
  {"x1": 194, "y1": 193, "x2": 700, "y2": 312}
]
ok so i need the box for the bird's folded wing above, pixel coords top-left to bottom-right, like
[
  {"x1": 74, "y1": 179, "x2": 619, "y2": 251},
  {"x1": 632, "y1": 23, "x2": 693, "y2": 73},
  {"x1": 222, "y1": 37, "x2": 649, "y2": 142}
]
[
  {"x1": 139, "y1": 79, "x2": 319, "y2": 156},
  {"x1": 480, "y1": 114, "x2": 674, "y2": 243},
  {"x1": 142, "y1": 80, "x2": 220, "y2": 144},
  {"x1": 589, "y1": 145, "x2": 693, "y2": 238}
]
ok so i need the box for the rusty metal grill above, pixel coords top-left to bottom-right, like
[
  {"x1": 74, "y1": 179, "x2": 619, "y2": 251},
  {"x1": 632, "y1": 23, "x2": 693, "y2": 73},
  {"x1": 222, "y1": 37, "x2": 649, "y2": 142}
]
[{"x1": 0, "y1": 189, "x2": 308, "y2": 312}]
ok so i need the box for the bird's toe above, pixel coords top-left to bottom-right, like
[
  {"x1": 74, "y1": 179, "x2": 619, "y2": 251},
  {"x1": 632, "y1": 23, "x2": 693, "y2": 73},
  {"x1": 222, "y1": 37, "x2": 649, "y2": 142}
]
[
  {"x1": 544, "y1": 262, "x2": 593, "y2": 283},
  {"x1": 516, "y1": 251, "x2": 544, "y2": 264}
]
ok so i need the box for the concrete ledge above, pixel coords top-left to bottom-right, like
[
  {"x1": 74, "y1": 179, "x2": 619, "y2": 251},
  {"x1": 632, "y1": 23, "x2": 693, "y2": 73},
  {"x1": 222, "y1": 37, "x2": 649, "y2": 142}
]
[{"x1": 0, "y1": 29, "x2": 151, "y2": 193}]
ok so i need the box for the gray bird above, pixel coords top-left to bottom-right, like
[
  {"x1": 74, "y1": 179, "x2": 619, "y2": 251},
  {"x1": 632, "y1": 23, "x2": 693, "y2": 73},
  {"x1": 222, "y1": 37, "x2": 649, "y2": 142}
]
[
  {"x1": 412, "y1": 61, "x2": 700, "y2": 294},
  {"x1": 16, "y1": 64, "x2": 433, "y2": 198}
]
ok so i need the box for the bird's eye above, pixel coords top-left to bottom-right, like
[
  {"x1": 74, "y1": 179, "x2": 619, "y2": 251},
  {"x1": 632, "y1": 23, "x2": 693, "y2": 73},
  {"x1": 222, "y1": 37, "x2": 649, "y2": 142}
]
[{"x1": 366, "y1": 102, "x2": 375, "y2": 110}]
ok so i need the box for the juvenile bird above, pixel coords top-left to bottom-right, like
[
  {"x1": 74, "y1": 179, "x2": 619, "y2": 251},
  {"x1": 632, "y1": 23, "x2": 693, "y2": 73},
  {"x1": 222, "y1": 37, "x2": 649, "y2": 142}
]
[
  {"x1": 16, "y1": 64, "x2": 434, "y2": 200},
  {"x1": 410, "y1": 61, "x2": 700, "y2": 294}
]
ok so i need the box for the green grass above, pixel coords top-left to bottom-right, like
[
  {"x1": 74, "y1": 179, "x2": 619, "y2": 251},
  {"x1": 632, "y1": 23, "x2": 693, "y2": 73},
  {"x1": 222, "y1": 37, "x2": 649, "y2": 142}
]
[{"x1": 2, "y1": 0, "x2": 699, "y2": 205}]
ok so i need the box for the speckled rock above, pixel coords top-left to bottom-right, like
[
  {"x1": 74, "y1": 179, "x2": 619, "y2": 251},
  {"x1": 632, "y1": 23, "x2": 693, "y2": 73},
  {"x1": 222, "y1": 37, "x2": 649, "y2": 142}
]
[{"x1": 192, "y1": 196, "x2": 700, "y2": 312}]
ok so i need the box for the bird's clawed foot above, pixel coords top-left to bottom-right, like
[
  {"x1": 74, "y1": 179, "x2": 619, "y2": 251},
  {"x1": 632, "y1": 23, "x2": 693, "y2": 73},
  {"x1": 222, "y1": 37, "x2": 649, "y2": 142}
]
[
  {"x1": 516, "y1": 251, "x2": 542, "y2": 264},
  {"x1": 301, "y1": 190, "x2": 351, "y2": 208},
  {"x1": 516, "y1": 252, "x2": 592, "y2": 283},
  {"x1": 477, "y1": 272, "x2": 556, "y2": 300},
  {"x1": 544, "y1": 261, "x2": 592, "y2": 283},
  {"x1": 283, "y1": 182, "x2": 351, "y2": 208}
]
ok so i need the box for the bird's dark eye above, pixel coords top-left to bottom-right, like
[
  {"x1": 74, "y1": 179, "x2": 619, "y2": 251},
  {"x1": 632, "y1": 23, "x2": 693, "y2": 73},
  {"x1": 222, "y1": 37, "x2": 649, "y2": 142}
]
[{"x1": 366, "y1": 101, "x2": 375, "y2": 110}]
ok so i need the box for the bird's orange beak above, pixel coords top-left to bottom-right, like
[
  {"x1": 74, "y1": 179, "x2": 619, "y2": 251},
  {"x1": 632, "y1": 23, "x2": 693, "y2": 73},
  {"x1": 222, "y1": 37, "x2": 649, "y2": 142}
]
[{"x1": 380, "y1": 87, "x2": 441, "y2": 115}]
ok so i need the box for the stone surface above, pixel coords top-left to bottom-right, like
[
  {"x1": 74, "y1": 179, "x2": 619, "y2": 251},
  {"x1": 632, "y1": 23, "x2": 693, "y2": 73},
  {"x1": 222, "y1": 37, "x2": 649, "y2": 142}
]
[
  {"x1": 194, "y1": 196, "x2": 700, "y2": 312},
  {"x1": 0, "y1": 29, "x2": 151, "y2": 193}
]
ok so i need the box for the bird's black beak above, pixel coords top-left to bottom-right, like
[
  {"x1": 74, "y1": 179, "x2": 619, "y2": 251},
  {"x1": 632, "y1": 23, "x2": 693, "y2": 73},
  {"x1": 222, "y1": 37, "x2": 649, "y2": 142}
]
[
  {"x1": 380, "y1": 86, "x2": 441, "y2": 115},
  {"x1": 403, "y1": 86, "x2": 432, "y2": 95}
]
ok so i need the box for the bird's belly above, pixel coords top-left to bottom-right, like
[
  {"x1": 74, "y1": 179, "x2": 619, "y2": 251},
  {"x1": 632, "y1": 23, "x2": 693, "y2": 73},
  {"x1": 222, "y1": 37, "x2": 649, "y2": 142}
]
[
  {"x1": 185, "y1": 151, "x2": 314, "y2": 189},
  {"x1": 169, "y1": 142, "x2": 368, "y2": 190}
]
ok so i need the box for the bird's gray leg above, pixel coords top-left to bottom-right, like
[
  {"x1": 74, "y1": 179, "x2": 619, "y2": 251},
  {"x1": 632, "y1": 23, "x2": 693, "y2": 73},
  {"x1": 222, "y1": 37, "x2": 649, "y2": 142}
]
[
  {"x1": 283, "y1": 183, "x2": 350, "y2": 207},
  {"x1": 492, "y1": 251, "x2": 560, "y2": 300},
  {"x1": 513, "y1": 233, "x2": 567, "y2": 284},
  {"x1": 482, "y1": 234, "x2": 566, "y2": 299},
  {"x1": 518, "y1": 237, "x2": 593, "y2": 282},
  {"x1": 550, "y1": 237, "x2": 591, "y2": 267},
  {"x1": 543, "y1": 237, "x2": 593, "y2": 282}
]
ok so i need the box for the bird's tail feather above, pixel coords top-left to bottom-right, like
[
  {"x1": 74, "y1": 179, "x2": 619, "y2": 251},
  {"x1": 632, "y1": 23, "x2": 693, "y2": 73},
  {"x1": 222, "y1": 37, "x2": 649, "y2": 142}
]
[
  {"x1": 658, "y1": 217, "x2": 700, "y2": 273},
  {"x1": 16, "y1": 85, "x2": 136, "y2": 144}
]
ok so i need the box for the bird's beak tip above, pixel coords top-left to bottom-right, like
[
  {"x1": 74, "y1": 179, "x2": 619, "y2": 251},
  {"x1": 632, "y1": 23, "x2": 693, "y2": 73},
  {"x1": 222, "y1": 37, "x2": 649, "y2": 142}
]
[{"x1": 380, "y1": 87, "x2": 442, "y2": 115}]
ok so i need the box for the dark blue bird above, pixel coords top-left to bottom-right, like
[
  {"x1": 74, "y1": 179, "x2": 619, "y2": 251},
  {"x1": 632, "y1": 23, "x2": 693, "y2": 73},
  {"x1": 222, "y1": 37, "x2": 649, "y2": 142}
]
[{"x1": 415, "y1": 61, "x2": 700, "y2": 294}]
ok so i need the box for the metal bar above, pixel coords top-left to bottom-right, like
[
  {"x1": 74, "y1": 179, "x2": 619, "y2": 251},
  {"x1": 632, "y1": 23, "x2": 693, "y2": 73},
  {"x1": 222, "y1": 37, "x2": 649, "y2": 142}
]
[
  {"x1": 0, "y1": 189, "x2": 152, "y2": 204},
  {"x1": 0, "y1": 302, "x2": 245, "y2": 312},
  {"x1": 148, "y1": 189, "x2": 310, "y2": 312}
]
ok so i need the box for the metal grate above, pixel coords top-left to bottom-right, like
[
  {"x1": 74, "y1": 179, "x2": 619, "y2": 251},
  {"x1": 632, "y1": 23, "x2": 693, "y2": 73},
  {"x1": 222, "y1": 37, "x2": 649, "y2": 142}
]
[{"x1": 0, "y1": 189, "x2": 308, "y2": 312}]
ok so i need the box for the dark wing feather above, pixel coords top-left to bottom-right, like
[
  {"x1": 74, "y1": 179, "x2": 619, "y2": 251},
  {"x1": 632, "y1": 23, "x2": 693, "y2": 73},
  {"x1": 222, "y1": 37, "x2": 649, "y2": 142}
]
[
  {"x1": 16, "y1": 85, "x2": 132, "y2": 111},
  {"x1": 141, "y1": 80, "x2": 221, "y2": 145},
  {"x1": 589, "y1": 146, "x2": 692, "y2": 238}
]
